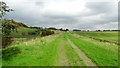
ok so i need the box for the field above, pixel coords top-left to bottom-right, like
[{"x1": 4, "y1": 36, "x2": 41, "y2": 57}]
[
  {"x1": 74, "y1": 31, "x2": 118, "y2": 43},
  {"x1": 2, "y1": 31, "x2": 118, "y2": 66}
]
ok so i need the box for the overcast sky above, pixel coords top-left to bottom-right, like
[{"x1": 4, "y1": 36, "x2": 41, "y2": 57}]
[{"x1": 3, "y1": 0, "x2": 118, "y2": 30}]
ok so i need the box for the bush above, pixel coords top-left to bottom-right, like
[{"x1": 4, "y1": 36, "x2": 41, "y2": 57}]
[
  {"x1": 28, "y1": 32, "x2": 36, "y2": 35},
  {"x1": 28, "y1": 31, "x2": 40, "y2": 35},
  {"x1": 41, "y1": 31, "x2": 46, "y2": 37},
  {"x1": 21, "y1": 32, "x2": 27, "y2": 35},
  {"x1": 41, "y1": 30, "x2": 54, "y2": 37},
  {"x1": 2, "y1": 36, "x2": 14, "y2": 48}
]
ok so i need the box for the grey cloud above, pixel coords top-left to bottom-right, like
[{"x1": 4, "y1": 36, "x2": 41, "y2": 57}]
[
  {"x1": 4, "y1": 0, "x2": 118, "y2": 30},
  {"x1": 86, "y1": 2, "x2": 116, "y2": 13},
  {"x1": 35, "y1": 1, "x2": 44, "y2": 6}
]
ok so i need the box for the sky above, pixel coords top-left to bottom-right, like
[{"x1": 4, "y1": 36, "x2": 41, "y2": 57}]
[{"x1": 3, "y1": 0, "x2": 119, "y2": 30}]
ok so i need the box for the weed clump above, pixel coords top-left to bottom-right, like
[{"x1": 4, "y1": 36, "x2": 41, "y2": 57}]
[{"x1": 2, "y1": 46, "x2": 21, "y2": 60}]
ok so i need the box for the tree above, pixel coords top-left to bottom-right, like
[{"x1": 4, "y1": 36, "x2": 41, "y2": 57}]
[
  {"x1": 59, "y1": 28, "x2": 63, "y2": 31},
  {"x1": 65, "y1": 29, "x2": 69, "y2": 31},
  {"x1": 0, "y1": 1, "x2": 13, "y2": 17},
  {"x1": 0, "y1": 1, "x2": 14, "y2": 35},
  {"x1": 48, "y1": 27, "x2": 57, "y2": 30},
  {"x1": 2, "y1": 19, "x2": 18, "y2": 35},
  {"x1": 0, "y1": 1, "x2": 14, "y2": 48}
]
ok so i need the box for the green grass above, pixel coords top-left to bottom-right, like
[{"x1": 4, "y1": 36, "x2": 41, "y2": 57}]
[
  {"x1": 11, "y1": 27, "x2": 38, "y2": 36},
  {"x1": 64, "y1": 43, "x2": 85, "y2": 66},
  {"x1": 67, "y1": 33, "x2": 118, "y2": 66},
  {"x1": 3, "y1": 33, "x2": 86, "y2": 66},
  {"x1": 2, "y1": 34, "x2": 60, "y2": 66},
  {"x1": 74, "y1": 31, "x2": 118, "y2": 43},
  {"x1": 58, "y1": 33, "x2": 86, "y2": 66},
  {"x1": 2, "y1": 32, "x2": 118, "y2": 66}
]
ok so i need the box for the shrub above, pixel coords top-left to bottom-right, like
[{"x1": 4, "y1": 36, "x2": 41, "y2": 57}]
[
  {"x1": 21, "y1": 32, "x2": 27, "y2": 35},
  {"x1": 2, "y1": 36, "x2": 14, "y2": 48},
  {"x1": 28, "y1": 30, "x2": 40, "y2": 35},
  {"x1": 41, "y1": 31, "x2": 46, "y2": 37},
  {"x1": 41, "y1": 30, "x2": 54, "y2": 37}
]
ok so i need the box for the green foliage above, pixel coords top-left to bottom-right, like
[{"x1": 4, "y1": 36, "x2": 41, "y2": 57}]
[
  {"x1": 17, "y1": 23, "x2": 28, "y2": 28},
  {"x1": 2, "y1": 19, "x2": 29, "y2": 48},
  {"x1": 2, "y1": 19, "x2": 18, "y2": 35},
  {"x1": 0, "y1": 1, "x2": 13, "y2": 17},
  {"x1": 11, "y1": 27, "x2": 40, "y2": 36},
  {"x1": 59, "y1": 28, "x2": 69, "y2": 31},
  {"x1": 0, "y1": 1, "x2": 15, "y2": 48},
  {"x1": 2, "y1": 46, "x2": 21, "y2": 60},
  {"x1": 2, "y1": 19, "x2": 19, "y2": 48},
  {"x1": 28, "y1": 30, "x2": 40, "y2": 35},
  {"x1": 41, "y1": 30, "x2": 54, "y2": 37},
  {"x1": 2, "y1": 19, "x2": 28, "y2": 35},
  {"x1": 48, "y1": 27, "x2": 57, "y2": 30}
]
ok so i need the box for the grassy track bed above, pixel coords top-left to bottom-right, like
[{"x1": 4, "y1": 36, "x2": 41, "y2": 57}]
[
  {"x1": 65, "y1": 42, "x2": 85, "y2": 66},
  {"x1": 57, "y1": 39, "x2": 70, "y2": 66},
  {"x1": 55, "y1": 33, "x2": 85, "y2": 66},
  {"x1": 67, "y1": 33, "x2": 118, "y2": 66},
  {"x1": 59, "y1": 33, "x2": 85, "y2": 66},
  {"x1": 2, "y1": 34, "x2": 61, "y2": 66}
]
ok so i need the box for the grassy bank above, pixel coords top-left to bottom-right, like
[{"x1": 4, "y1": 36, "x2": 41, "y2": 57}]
[
  {"x1": 74, "y1": 31, "x2": 118, "y2": 43},
  {"x1": 2, "y1": 33, "x2": 60, "y2": 66},
  {"x1": 67, "y1": 33, "x2": 118, "y2": 66}
]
